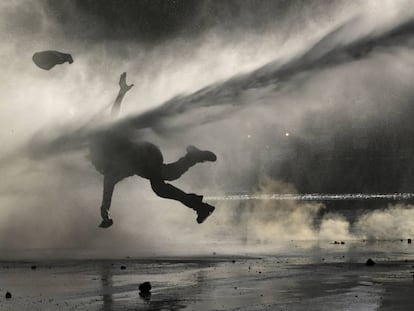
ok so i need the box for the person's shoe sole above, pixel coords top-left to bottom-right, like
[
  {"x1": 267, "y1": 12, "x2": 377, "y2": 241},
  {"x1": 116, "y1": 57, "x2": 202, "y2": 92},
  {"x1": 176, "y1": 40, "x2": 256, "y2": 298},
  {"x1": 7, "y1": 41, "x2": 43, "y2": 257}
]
[{"x1": 99, "y1": 219, "x2": 114, "y2": 228}]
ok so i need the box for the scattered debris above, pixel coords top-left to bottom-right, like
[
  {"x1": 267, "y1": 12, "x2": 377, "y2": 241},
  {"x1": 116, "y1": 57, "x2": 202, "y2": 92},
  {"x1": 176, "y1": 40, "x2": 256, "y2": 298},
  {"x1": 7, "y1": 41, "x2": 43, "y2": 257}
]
[
  {"x1": 139, "y1": 282, "x2": 152, "y2": 294},
  {"x1": 5, "y1": 291, "x2": 12, "y2": 299},
  {"x1": 366, "y1": 258, "x2": 376, "y2": 266},
  {"x1": 139, "y1": 281, "x2": 152, "y2": 299},
  {"x1": 32, "y1": 50, "x2": 73, "y2": 70}
]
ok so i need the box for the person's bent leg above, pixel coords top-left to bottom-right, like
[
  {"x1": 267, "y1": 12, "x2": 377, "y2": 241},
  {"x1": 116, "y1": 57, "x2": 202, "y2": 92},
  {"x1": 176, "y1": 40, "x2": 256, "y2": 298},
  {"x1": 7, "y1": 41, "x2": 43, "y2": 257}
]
[
  {"x1": 162, "y1": 146, "x2": 217, "y2": 181},
  {"x1": 99, "y1": 175, "x2": 117, "y2": 228},
  {"x1": 150, "y1": 179, "x2": 198, "y2": 205},
  {"x1": 150, "y1": 179, "x2": 215, "y2": 223}
]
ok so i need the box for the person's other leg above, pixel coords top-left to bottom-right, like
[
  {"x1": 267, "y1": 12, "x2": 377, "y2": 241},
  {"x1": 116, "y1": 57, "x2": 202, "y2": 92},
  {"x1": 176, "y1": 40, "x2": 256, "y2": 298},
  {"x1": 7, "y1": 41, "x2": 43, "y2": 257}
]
[
  {"x1": 98, "y1": 174, "x2": 118, "y2": 228},
  {"x1": 150, "y1": 178, "x2": 215, "y2": 223},
  {"x1": 162, "y1": 145, "x2": 217, "y2": 181}
]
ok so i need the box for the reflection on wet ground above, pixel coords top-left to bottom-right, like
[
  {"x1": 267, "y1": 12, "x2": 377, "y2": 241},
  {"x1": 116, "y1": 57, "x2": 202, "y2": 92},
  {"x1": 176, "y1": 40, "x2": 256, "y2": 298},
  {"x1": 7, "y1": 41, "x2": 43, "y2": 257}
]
[{"x1": 1, "y1": 241, "x2": 414, "y2": 310}]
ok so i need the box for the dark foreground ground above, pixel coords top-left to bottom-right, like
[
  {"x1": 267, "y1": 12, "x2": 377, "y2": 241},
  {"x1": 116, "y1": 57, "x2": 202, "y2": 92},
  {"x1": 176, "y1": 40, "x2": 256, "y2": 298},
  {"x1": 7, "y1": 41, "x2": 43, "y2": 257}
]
[{"x1": 1, "y1": 241, "x2": 414, "y2": 310}]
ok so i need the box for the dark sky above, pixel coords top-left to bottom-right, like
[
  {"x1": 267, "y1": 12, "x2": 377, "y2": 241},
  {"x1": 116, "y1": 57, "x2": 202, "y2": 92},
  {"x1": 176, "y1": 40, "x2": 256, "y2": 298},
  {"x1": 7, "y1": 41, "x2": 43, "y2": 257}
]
[{"x1": 43, "y1": 0, "x2": 339, "y2": 44}]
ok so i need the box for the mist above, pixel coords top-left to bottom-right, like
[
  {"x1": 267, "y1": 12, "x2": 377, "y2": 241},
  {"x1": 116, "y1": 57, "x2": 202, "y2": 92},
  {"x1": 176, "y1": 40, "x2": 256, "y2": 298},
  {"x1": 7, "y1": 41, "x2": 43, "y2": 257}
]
[{"x1": 1, "y1": 0, "x2": 414, "y2": 257}]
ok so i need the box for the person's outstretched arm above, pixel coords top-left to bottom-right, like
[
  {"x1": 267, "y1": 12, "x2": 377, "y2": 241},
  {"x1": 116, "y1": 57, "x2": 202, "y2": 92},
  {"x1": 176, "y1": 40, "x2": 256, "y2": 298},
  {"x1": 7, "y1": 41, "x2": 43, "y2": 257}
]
[{"x1": 111, "y1": 72, "x2": 134, "y2": 117}]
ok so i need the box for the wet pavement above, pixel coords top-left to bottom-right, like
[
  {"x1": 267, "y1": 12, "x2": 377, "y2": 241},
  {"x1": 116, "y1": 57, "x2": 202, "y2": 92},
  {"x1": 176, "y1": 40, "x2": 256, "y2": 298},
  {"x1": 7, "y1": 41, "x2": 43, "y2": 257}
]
[{"x1": 1, "y1": 241, "x2": 414, "y2": 310}]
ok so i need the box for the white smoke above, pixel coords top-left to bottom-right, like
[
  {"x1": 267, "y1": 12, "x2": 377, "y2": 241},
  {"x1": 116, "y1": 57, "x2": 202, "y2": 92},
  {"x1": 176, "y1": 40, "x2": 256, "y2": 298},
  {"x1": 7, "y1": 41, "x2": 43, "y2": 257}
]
[
  {"x1": 222, "y1": 177, "x2": 414, "y2": 244},
  {"x1": 355, "y1": 205, "x2": 414, "y2": 240},
  {"x1": 0, "y1": 0, "x2": 414, "y2": 256}
]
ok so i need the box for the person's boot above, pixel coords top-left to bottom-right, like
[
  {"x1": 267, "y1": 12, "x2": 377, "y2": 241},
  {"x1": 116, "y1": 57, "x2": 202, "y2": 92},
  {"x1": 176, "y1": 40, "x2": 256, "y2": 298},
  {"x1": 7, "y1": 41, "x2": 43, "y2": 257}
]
[
  {"x1": 185, "y1": 193, "x2": 215, "y2": 223},
  {"x1": 186, "y1": 145, "x2": 217, "y2": 163},
  {"x1": 99, "y1": 218, "x2": 114, "y2": 228},
  {"x1": 195, "y1": 203, "x2": 215, "y2": 224},
  {"x1": 188, "y1": 193, "x2": 203, "y2": 203}
]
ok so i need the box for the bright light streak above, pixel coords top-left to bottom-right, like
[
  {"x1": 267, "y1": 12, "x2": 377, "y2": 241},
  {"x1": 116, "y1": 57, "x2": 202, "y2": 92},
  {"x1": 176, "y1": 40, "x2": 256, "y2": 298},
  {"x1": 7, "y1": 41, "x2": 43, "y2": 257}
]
[{"x1": 205, "y1": 193, "x2": 414, "y2": 201}]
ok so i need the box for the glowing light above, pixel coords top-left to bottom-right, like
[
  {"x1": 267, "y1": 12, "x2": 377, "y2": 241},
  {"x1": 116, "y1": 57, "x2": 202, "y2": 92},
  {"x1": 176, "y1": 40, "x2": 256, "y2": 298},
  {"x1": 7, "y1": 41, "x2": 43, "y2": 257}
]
[
  {"x1": 247, "y1": 134, "x2": 251, "y2": 138},
  {"x1": 285, "y1": 132, "x2": 290, "y2": 137},
  {"x1": 205, "y1": 193, "x2": 414, "y2": 201}
]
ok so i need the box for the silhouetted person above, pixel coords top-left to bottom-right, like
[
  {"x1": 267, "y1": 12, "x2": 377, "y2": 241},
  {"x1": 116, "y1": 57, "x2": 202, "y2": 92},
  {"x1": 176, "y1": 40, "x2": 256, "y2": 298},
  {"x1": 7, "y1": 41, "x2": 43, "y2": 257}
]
[
  {"x1": 32, "y1": 50, "x2": 73, "y2": 70},
  {"x1": 90, "y1": 73, "x2": 216, "y2": 228}
]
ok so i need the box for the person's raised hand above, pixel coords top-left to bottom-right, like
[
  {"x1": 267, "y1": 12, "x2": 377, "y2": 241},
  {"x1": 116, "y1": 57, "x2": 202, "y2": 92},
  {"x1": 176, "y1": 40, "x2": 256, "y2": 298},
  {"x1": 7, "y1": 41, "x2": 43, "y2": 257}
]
[{"x1": 119, "y1": 72, "x2": 134, "y2": 93}]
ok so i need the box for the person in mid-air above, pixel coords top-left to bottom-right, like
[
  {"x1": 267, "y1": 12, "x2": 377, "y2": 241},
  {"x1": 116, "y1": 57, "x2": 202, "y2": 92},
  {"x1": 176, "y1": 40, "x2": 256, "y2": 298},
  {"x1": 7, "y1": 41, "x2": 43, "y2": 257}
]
[{"x1": 89, "y1": 73, "x2": 216, "y2": 228}]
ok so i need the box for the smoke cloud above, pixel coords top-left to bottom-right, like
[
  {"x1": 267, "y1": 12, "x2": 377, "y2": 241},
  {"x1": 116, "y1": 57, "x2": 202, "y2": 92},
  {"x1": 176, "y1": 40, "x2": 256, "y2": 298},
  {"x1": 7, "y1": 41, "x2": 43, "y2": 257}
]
[
  {"x1": 216, "y1": 177, "x2": 414, "y2": 244},
  {"x1": 1, "y1": 0, "x2": 414, "y2": 257}
]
